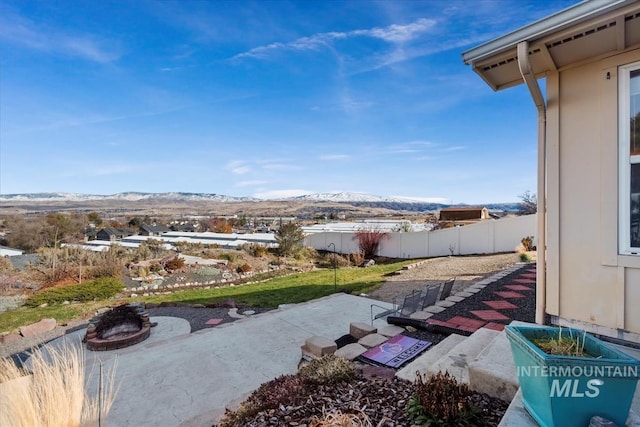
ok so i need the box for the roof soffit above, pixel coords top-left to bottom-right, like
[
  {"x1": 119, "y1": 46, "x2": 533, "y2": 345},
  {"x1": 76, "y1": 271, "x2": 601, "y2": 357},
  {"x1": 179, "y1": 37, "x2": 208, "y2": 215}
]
[{"x1": 468, "y1": 2, "x2": 640, "y2": 90}]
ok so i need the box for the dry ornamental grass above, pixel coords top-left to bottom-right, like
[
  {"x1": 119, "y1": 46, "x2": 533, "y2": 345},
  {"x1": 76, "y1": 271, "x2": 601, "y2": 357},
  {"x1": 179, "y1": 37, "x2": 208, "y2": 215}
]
[{"x1": 0, "y1": 343, "x2": 119, "y2": 427}]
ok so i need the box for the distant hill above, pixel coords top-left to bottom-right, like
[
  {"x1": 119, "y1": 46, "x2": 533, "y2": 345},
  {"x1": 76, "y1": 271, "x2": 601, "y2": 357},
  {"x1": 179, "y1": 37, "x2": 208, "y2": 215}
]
[
  {"x1": 0, "y1": 191, "x2": 521, "y2": 216},
  {"x1": 0, "y1": 192, "x2": 256, "y2": 203}
]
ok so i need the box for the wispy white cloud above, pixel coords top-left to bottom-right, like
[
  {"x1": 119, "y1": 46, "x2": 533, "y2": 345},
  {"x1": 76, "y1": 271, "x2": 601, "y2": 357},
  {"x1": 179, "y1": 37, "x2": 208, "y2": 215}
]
[
  {"x1": 6, "y1": 107, "x2": 188, "y2": 136},
  {"x1": 253, "y1": 189, "x2": 310, "y2": 199},
  {"x1": 0, "y1": 8, "x2": 120, "y2": 63},
  {"x1": 232, "y1": 18, "x2": 435, "y2": 61},
  {"x1": 387, "y1": 140, "x2": 436, "y2": 154},
  {"x1": 226, "y1": 160, "x2": 251, "y2": 175},
  {"x1": 319, "y1": 154, "x2": 350, "y2": 161},
  {"x1": 352, "y1": 18, "x2": 436, "y2": 43},
  {"x1": 439, "y1": 145, "x2": 465, "y2": 152},
  {"x1": 340, "y1": 94, "x2": 374, "y2": 114}
]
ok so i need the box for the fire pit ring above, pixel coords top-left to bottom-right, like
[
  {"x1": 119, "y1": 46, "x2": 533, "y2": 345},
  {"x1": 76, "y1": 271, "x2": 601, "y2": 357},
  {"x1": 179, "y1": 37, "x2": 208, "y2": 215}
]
[{"x1": 85, "y1": 303, "x2": 152, "y2": 351}]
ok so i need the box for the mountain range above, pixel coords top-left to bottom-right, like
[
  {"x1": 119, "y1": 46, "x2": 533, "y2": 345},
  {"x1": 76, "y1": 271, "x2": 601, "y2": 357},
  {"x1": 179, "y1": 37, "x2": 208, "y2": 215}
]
[{"x1": 0, "y1": 191, "x2": 521, "y2": 213}]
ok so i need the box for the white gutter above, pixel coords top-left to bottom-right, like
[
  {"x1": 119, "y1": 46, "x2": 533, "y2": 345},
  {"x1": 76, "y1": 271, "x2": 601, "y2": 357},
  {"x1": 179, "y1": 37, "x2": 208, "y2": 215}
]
[
  {"x1": 517, "y1": 41, "x2": 547, "y2": 325},
  {"x1": 462, "y1": 0, "x2": 634, "y2": 64}
]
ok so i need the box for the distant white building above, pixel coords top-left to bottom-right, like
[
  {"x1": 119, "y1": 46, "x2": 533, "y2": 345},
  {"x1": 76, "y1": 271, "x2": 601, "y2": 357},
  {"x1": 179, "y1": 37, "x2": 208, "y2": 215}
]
[
  {"x1": 0, "y1": 245, "x2": 23, "y2": 257},
  {"x1": 302, "y1": 220, "x2": 432, "y2": 234},
  {"x1": 63, "y1": 231, "x2": 278, "y2": 252}
]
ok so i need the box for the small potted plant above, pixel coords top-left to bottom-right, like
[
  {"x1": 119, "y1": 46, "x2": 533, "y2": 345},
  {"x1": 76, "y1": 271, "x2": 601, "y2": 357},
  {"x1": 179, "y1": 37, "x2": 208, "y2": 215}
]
[{"x1": 505, "y1": 325, "x2": 640, "y2": 427}]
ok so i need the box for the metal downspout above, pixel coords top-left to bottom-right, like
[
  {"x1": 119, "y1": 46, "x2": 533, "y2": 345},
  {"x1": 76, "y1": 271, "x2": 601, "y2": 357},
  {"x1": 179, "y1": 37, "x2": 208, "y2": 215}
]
[{"x1": 517, "y1": 41, "x2": 547, "y2": 325}]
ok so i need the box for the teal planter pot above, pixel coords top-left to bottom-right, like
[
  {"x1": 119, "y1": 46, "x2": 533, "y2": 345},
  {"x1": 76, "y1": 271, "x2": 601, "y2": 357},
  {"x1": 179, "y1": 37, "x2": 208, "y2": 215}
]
[{"x1": 505, "y1": 325, "x2": 640, "y2": 427}]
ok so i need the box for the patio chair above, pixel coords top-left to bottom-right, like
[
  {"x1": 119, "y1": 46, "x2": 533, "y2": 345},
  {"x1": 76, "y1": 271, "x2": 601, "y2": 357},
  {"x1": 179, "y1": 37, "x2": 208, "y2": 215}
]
[
  {"x1": 421, "y1": 284, "x2": 441, "y2": 309},
  {"x1": 370, "y1": 290, "x2": 423, "y2": 325},
  {"x1": 438, "y1": 278, "x2": 455, "y2": 301}
]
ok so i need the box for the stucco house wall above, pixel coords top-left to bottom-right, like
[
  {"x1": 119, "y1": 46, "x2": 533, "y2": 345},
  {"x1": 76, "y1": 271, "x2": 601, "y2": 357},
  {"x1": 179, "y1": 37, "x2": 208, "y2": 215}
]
[
  {"x1": 463, "y1": 0, "x2": 640, "y2": 341},
  {"x1": 546, "y1": 48, "x2": 640, "y2": 335}
]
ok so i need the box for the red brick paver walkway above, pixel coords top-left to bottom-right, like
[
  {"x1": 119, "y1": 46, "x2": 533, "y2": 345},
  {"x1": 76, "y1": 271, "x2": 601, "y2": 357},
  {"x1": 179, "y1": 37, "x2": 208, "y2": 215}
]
[{"x1": 426, "y1": 264, "x2": 536, "y2": 335}]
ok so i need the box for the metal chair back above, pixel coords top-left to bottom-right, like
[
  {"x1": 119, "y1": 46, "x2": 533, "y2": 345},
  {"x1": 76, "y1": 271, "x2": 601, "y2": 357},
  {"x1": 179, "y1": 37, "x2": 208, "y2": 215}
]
[
  {"x1": 421, "y1": 285, "x2": 441, "y2": 308},
  {"x1": 399, "y1": 290, "x2": 423, "y2": 316},
  {"x1": 439, "y1": 278, "x2": 455, "y2": 301}
]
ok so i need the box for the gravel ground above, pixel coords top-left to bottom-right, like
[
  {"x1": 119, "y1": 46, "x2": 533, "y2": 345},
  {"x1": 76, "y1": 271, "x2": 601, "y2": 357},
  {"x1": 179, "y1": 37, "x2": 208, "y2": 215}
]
[
  {"x1": 368, "y1": 253, "x2": 521, "y2": 303},
  {"x1": 145, "y1": 305, "x2": 271, "y2": 332},
  {"x1": 217, "y1": 365, "x2": 509, "y2": 427}
]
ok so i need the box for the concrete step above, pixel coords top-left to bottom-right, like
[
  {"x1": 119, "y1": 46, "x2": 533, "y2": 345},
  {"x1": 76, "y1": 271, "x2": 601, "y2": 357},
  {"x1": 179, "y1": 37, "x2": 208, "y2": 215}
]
[
  {"x1": 468, "y1": 330, "x2": 518, "y2": 401},
  {"x1": 396, "y1": 333, "x2": 466, "y2": 382},
  {"x1": 426, "y1": 328, "x2": 500, "y2": 384}
]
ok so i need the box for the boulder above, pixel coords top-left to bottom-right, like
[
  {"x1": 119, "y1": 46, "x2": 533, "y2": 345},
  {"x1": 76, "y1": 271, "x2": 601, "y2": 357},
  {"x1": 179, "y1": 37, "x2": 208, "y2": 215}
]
[{"x1": 20, "y1": 318, "x2": 56, "y2": 338}]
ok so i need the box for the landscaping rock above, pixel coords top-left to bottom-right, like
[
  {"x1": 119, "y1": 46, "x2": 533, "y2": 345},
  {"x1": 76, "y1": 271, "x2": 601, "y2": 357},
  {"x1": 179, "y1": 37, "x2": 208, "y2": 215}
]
[
  {"x1": 20, "y1": 318, "x2": 56, "y2": 338},
  {"x1": 410, "y1": 310, "x2": 433, "y2": 320},
  {"x1": 222, "y1": 299, "x2": 237, "y2": 308},
  {"x1": 0, "y1": 333, "x2": 22, "y2": 344},
  {"x1": 358, "y1": 333, "x2": 388, "y2": 349},
  {"x1": 301, "y1": 336, "x2": 337, "y2": 358},
  {"x1": 334, "y1": 343, "x2": 367, "y2": 360},
  {"x1": 349, "y1": 322, "x2": 376, "y2": 339},
  {"x1": 377, "y1": 325, "x2": 405, "y2": 337}
]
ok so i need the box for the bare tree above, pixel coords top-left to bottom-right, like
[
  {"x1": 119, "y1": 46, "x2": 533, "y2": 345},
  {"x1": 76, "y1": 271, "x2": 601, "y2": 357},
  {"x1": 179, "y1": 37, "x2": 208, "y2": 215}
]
[
  {"x1": 518, "y1": 191, "x2": 538, "y2": 215},
  {"x1": 354, "y1": 228, "x2": 389, "y2": 259}
]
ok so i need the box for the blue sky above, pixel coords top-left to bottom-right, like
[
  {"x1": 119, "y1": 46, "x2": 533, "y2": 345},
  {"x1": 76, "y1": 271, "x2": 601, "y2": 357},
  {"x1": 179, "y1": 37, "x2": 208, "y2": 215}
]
[{"x1": 0, "y1": 0, "x2": 578, "y2": 204}]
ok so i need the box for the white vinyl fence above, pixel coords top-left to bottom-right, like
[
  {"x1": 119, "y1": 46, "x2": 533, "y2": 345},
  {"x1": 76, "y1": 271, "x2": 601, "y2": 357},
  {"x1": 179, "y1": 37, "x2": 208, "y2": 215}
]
[{"x1": 304, "y1": 214, "x2": 536, "y2": 259}]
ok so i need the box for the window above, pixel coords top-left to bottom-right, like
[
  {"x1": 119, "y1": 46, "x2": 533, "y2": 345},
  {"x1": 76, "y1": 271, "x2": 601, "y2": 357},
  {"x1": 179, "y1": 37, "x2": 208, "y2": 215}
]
[{"x1": 620, "y1": 61, "x2": 640, "y2": 254}]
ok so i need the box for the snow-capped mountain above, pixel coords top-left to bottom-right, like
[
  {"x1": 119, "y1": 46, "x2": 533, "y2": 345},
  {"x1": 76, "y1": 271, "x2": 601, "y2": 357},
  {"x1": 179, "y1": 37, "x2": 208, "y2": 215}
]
[
  {"x1": 0, "y1": 191, "x2": 437, "y2": 204},
  {"x1": 0, "y1": 192, "x2": 256, "y2": 202},
  {"x1": 0, "y1": 191, "x2": 520, "y2": 212},
  {"x1": 290, "y1": 192, "x2": 444, "y2": 204}
]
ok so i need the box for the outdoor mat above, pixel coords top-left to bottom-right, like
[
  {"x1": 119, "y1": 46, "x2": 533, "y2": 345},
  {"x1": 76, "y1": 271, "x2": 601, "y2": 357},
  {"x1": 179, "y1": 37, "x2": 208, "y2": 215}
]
[{"x1": 359, "y1": 335, "x2": 431, "y2": 368}]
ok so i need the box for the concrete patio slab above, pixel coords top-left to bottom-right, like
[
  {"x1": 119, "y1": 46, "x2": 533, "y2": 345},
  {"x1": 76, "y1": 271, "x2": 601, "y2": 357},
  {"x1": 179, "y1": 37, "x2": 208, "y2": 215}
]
[{"x1": 37, "y1": 293, "x2": 393, "y2": 427}]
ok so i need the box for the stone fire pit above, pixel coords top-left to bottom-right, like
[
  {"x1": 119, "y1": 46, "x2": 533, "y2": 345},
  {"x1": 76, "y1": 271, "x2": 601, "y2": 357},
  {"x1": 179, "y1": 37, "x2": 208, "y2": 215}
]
[{"x1": 85, "y1": 303, "x2": 152, "y2": 351}]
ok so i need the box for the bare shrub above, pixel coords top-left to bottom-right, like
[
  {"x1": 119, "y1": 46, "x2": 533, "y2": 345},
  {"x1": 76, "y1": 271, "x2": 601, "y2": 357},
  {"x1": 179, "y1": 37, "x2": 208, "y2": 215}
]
[
  {"x1": 164, "y1": 256, "x2": 185, "y2": 272},
  {"x1": 298, "y1": 355, "x2": 356, "y2": 385},
  {"x1": 318, "y1": 253, "x2": 349, "y2": 268},
  {"x1": 354, "y1": 228, "x2": 389, "y2": 259},
  {"x1": 348, "y1": 252, "x2": 364, "y2": 267},
  {"x1": 0, "y1": 256, "x2": 15, "y2": 273},
  {"x1": 237, "y1": 263, "x2": 252, "y2": 273},
  {"x1": 309, "y1": 409, "x2": 372, "y2": 427},
  {"x1": 521, "y1": 236, "x2": 535, "y2": 251},
  {"x1": 407, "y1": 371, "x2": 481, "y2": 426},
  {"x1": 244, "y1": 243, "x2": 268, "y2": 257}
]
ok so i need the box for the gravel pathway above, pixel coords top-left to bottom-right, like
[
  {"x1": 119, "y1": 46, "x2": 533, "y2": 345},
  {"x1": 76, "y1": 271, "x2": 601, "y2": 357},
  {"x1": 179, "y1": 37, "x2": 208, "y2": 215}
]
[{"x1": 368, "y1": 253, "x2": 521, "y2": 302}]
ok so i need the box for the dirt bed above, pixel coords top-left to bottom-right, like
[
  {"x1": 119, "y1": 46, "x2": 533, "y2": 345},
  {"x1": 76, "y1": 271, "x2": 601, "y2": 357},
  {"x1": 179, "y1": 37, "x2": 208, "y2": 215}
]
[{"x1": 368, "y1": 253, "x2": 521, "y2": 302}]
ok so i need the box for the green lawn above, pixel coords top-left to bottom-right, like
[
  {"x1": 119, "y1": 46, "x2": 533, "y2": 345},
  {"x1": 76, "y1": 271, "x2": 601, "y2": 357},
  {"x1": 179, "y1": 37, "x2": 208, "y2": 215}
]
[
  {"x1": 141, "y1": 261, "x2": 411, "y2": 306},
  {"x1": 0, "y1": 261, "x2": 412, "y2": 335},
  {"x1": 0, "y1": 302, "x2": 109, "y2": 335}
]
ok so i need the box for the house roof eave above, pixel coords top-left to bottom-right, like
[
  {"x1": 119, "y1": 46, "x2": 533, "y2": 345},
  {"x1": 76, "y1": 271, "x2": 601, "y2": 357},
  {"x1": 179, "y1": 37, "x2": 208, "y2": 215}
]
[
  {"x1": 462, "y1": 0, "x2": 633, "y2": 65},
  {"x1": 463, "y1": 0, "x2": 640, "y2": 90}
]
